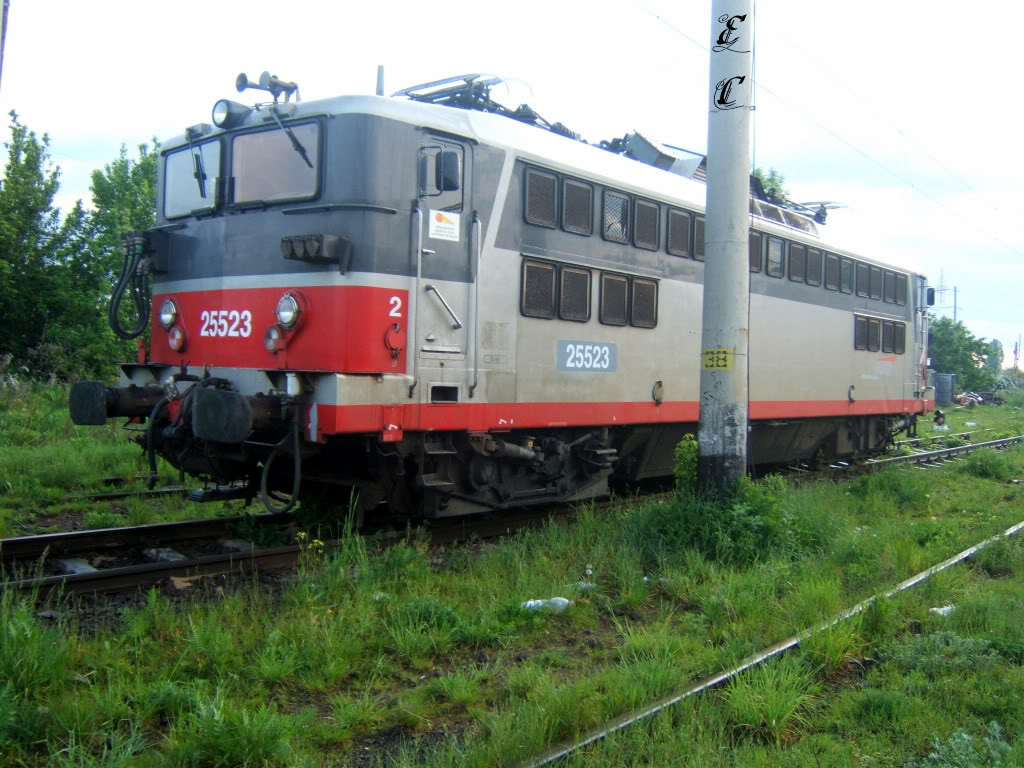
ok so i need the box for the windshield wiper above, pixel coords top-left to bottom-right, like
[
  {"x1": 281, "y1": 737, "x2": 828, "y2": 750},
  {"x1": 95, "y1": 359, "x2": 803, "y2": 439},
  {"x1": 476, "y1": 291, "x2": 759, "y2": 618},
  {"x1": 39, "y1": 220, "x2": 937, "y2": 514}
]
[
  {"x1": 185, "y1": 131, "x2": 207, "y2": 199},
  {"x1": 268, "y1": 107, "x2": 313, "y2": 169}
]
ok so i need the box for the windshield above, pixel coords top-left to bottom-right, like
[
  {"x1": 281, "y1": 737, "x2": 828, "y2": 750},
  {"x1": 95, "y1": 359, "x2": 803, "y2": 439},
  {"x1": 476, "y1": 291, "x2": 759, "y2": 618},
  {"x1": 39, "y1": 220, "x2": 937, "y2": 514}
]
[
  {"x1": 231, "y1": 122, "x2": 320, "y2": 204},
  {"x1": 163, "y1": 141, "x2": 221, "y2": 218}
]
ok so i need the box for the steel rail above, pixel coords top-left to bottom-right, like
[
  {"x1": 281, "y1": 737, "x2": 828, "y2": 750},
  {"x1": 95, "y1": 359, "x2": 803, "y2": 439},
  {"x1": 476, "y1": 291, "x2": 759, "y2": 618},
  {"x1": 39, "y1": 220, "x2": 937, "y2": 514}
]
[
  {"x1": 867, "y1": 435, "x2": 1023, "y2": 469},
  {"x1": 4, "y1": 544, "x2": 303, "y2": 595},
  {"x1": 515, "y1": 518, "x2": 1024, "y2": 767},
  {"x1": 0, "y1": 512, "x2": 294, "y2": 563},
  {"x1": 894, "y1": 428, "x2": 992, "y2": 447}
]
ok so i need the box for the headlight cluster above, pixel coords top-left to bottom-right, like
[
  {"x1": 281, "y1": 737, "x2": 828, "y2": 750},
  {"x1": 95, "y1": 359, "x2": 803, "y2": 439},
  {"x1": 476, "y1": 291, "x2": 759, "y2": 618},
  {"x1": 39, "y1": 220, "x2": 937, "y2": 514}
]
[
  {"x1": 159, "y1": 299, "x2": 186, "y2": 352},
  {"x1": 265, "y1": 291, "x2": 305, "y2": 354}
]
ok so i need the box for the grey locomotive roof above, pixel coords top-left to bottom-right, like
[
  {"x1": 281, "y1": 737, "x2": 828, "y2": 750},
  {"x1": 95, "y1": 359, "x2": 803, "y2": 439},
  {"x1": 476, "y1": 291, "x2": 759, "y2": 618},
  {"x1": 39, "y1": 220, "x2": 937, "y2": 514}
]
[{"x1": 167, "y1": 92, "x2": 918, "y2": 277}]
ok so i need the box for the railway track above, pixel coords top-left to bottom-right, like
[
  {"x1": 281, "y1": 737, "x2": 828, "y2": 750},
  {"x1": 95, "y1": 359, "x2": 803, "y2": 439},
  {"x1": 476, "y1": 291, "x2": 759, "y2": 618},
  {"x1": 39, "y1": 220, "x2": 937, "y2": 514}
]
[
  {"x1": 515, "y1": 515, "x2": 1024, "y2": 767},
  {"x1": 5, "y1": 436, "x2": 1020, "y2": 596}
]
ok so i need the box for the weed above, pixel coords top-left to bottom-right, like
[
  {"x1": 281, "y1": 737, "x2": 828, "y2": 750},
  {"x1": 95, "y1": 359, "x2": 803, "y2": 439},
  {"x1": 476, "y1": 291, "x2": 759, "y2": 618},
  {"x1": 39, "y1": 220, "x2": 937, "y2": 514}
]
[
  {"x1": 960, "y1": 449, "x2": 1012, "y2": 482},
  {"x1": 886, "y1": 631, "x2": 1001, "y2": 679},
  {"x1": 330, "y1": 689, "x2": 387, "y2": 738},
  {"x1": 801, "y1": 618, "x2": 866, "y2": 676},
  {"x1": 0, "y1": 592, "x2": 73, "y2": 697},
  {"x1": 722, "y1": 655, "x2": 819, "y2": 746},
  {"x1": 905, "y1": 721, "x2": 1010, "y2": 767},
  {"x1": 161, "y1": 690, "x2": 295, "y2": 767},
  {"x1": 854, "y1": 688, "x2": 908, "y2": 729},
  {"x1": 673, "y1": 434, "x2": 698, "y2": 494},
  {"x1": 80, "y1": 509, "x2": 126, "y2": 530},
  {"x1": 426, "y1": 666, "x2": 488, "y2": 711},
  {"x1": 46, "y1": 724, "x2": 146, "y2": 768},
  {"x1": 231, "y1": 514, "x2": 285, "y2": 548}
]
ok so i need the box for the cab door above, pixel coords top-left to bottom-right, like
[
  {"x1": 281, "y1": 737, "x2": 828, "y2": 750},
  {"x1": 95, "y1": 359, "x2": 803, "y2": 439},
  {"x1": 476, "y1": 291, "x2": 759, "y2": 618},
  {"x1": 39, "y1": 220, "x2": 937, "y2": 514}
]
[{"x1": 414, "y1": 136, "x2": 473, "y2": 403}]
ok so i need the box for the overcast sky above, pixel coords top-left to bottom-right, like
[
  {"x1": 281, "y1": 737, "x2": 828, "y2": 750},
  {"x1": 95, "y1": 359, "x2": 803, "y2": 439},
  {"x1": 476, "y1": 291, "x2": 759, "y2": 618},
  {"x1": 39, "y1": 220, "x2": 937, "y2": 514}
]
[{"x1": 2, "y1": 1, "x2": 1021, "y2": 365}]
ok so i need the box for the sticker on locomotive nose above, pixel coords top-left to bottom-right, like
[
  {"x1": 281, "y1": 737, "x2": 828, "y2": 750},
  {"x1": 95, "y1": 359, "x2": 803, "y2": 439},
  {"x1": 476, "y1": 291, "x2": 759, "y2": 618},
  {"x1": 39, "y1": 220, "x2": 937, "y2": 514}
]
[
  {"x1": 557, "y1": 341, "x2": 617, "y2": 372},
  {"x1": 428, "y1": 210, "x2": 460, "y2": 242}
]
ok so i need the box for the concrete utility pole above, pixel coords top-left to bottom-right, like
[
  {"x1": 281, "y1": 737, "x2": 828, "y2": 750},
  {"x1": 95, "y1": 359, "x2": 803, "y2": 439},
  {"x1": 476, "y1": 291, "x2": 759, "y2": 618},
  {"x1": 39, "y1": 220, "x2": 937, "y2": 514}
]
[{"x1": 697, "y1": 0, "x2": 753, "y2": 496}]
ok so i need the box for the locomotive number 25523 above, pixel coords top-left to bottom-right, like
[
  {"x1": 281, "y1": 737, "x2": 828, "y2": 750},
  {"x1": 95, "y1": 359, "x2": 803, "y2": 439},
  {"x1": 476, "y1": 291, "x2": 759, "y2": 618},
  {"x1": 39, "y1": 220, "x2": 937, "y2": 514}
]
[
  {"x1": 557, "y1": 340, "x2": 618, "y2": 372},
  {"x1": 199, "y1": 310, "x2": 253, "y2": 338}
]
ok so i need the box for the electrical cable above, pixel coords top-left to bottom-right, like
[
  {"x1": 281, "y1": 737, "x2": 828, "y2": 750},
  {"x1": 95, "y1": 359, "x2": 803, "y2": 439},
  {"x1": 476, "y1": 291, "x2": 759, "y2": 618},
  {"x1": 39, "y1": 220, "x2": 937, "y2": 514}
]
[
  {"x1": 145, "y1": 396, "x2": 170, "y2": 489},
  {"x1": 108, "y1": 246, "x2": 150, "y2": 340}
]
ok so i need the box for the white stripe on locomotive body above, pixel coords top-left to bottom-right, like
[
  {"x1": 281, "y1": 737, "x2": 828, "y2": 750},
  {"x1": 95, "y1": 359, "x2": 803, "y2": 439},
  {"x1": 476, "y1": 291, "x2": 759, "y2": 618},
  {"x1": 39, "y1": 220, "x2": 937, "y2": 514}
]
[{"x1": 154, "y1": 92, "x2": 928, "y2": 417}]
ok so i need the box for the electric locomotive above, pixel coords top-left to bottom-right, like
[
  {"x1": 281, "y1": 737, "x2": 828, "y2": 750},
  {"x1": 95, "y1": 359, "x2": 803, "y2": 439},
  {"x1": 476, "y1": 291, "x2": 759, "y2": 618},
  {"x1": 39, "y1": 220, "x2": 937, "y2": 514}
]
[{"x1": 70, "y1": 72, "x2": 936, "y2": 520}]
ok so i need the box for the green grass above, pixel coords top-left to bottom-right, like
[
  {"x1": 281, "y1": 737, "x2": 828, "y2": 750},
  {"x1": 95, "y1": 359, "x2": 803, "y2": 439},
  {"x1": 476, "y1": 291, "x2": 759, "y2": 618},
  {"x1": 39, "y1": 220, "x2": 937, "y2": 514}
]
[{"x1": 3, "y1": 385, "x2": 1024, "y2": 765}]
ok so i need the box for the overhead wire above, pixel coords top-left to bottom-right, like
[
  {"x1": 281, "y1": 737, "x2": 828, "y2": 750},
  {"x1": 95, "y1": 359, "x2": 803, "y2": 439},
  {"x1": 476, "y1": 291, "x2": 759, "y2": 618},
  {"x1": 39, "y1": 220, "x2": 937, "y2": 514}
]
[{"x1": 643, "y1": 6, "x2": 1023, "y2": 261}]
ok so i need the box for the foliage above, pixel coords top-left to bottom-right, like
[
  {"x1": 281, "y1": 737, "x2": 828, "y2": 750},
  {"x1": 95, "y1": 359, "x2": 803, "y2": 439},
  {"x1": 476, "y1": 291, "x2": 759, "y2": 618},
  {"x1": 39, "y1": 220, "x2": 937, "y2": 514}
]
[
  {"x1": 885, "y1": 631, "x2": 1001, "y2": 680},
  {"x1": 673, "y1": 434, "x2": 698, "y2": 493},
  {"x1": 753, "y1": 166, "x2": 790, "y2": 200},
  {"x1": 904, "y1": 721, "x2": 1010, "y2": 768},
  {"x1": 928, "y1": 316, "x2": 998, "y2": 392},
  {"x1": 0, "y1": 111, "x2": 156, "y2": 380}
]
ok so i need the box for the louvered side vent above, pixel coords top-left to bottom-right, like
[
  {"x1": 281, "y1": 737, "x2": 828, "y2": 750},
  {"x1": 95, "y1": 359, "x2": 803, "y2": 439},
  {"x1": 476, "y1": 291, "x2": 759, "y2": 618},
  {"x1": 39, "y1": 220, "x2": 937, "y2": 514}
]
[
  {"x1": 634, "y1": 200, "x2": 659, "y2": 250},
  {"x1": 868, "y1": 318, "x2": 881, "y2": 351},
  {"x1": 562, "y1": 180, "x2": 592, "y2": 235},
  {"x1": 667, "y1": 209, "x2": 690, "y2": 257},
  {"x1": 559, "y1": 267, "x2": 591, "y2": 322},
  {"x1": 521, "y1": 260, "x2": 556, "y2": 318},
  {"x1": 603, "y1": 191, "x2": 629, "y2": 243},
  {"x1": 694, "y1": 216, "x2": 705, "y2": 261},
  {"x1": 854, "y1": 316, "x2": 867, "y2": 350},
  {"x1": 525, "y1": 169, "x2": 557, "y2": 228},
  {"x1": 895, "y1": 323, "x2": 906, "y2": 354},
  {"x1": 600, "y1": 273, "x2": 629, "y2": 326},
  {"x1": 631, "y1": 279, "x2": 658, "y2": 328},
  {"x1": 896, "y1": 274, "x2": 908, "y2": 305}
]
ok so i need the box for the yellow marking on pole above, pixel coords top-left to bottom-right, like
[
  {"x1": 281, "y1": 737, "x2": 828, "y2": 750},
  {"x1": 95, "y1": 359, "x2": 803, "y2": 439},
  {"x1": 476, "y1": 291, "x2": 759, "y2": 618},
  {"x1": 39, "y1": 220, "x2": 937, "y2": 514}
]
[{"x1": 701, "y1": 348, "x2": 734, "y2": 370}]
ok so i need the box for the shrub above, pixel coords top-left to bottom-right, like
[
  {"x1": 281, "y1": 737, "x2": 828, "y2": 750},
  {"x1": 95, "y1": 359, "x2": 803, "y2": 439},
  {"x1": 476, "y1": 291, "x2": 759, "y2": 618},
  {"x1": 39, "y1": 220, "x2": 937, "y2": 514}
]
[
  {"x1": 960, "y1": 449, "x2": 1012, "y2": 482},
  {"x1": 673, "y1": 434, "x2": 698, "y2": 493},
  {"x1": 904, "y1": 721, "x2": 1010, "y2": 767},
  {"x1": 885, "y1": 631, "x2": 1001, "y2": 680}
]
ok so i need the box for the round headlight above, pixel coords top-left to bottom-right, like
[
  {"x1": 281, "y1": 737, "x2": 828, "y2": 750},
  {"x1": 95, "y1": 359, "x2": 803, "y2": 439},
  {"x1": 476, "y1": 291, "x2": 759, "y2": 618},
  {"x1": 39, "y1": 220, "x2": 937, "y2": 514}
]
[
  {"x1": 168, "y1": 326, "x2": 185, "y2": 352},
  {"x1": 212, "y1": 100, "x2": 231, "y2": 127},
  {"x1": 275, "y1": 293, "x2": 300, "y2": 329},
  {"x1": 264, "y1": 324, "x2": 283, "y2": 352},
  {"x1": 159, "y1": 299, "x2": 177, "y2": 330}
]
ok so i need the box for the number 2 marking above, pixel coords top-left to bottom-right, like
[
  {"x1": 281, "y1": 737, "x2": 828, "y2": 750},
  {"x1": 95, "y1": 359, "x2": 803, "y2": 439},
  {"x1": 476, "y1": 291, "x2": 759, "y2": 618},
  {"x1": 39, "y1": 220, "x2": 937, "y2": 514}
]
[{"x1": 389, "y1": 296, "x2": 402, "y2": 318}]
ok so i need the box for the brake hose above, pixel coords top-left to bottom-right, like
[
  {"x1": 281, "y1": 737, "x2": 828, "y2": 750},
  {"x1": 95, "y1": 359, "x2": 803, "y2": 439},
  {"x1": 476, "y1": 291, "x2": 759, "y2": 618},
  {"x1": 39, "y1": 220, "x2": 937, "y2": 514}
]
[
  {"x1": 108, "y1": 246, "x2": 150, "y2": 340},
  {"x1": 146, "y1": 396, "x2": 170, "y2": 489},
  {"x1": 260, "y1": 420, "x2": 302, "y2": 514}
]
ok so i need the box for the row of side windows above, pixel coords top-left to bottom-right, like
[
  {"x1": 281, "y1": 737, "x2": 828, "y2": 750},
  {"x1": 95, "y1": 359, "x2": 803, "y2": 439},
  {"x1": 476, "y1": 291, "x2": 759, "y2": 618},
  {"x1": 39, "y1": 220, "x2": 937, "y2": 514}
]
[
  {"x1": 526, "y1": 166, "x2": 908, "y2": 307},
  {"x1": 520, "y1": 258, "x2": 658, "y2": 328},
  {"x1": 854, "y1": 315, "x2": 906, "y2": 353},
  {"x1": 748, "y1": 232, "x2": 908, "y2": 304},
  {"x1": 525, "y1": 167, "x2": 705, "y2": 258}
]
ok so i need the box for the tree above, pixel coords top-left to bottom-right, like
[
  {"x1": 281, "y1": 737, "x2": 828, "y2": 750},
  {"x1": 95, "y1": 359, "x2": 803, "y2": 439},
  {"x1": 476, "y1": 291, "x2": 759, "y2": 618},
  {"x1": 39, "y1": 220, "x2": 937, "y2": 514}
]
[
  {"x1": 986, "y1": 339, "x2": 1003, "y2": 372},
  {"x1": 753, "y1": 167, "x2": 790, "y2": 201},
  {"x1": 0, "y1": 110, "x2": 90, "y2": 376},
  {"x1": 928, "y1": 316, "x2": 997, "y2": 392}
]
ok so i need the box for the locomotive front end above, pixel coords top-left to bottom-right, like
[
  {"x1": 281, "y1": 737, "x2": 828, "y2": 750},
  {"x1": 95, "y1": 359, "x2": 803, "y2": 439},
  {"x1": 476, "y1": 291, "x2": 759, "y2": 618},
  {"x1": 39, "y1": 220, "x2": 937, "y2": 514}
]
[{"x1": 70, "y1": 73, "x2": 417, "y2": 513}]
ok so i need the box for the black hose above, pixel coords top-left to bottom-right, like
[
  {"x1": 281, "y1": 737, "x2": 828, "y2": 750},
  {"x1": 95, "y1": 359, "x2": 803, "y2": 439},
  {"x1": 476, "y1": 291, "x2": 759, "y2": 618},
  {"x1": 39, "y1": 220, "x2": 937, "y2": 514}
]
[
  {"x1": 260, "y1": 420, "x2": 302, "y2": 514},
  {"x1": 108, "y1": 249, "x2": 150, "y2": 340},
  {"x1": 146, "y1": 396, "x2": 170, "y2": 489}
]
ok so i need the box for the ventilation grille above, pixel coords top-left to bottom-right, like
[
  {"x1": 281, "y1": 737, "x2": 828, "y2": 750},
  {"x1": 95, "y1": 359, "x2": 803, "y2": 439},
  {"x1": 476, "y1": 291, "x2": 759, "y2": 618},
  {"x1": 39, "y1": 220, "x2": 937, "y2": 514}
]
[
  {"x1": 604, "y1": 192, "x2": 629, "y2": 242},
  {"x1": 631, "y1": 279, "x2": 658, "y2": 328},
  {"x1": 882, "y1": 321, "x2": 895, "y2": 353},
  {"x1": 634, "y1": 200, "x2": 659, "y2": 250},
  {"x1": 667, "y1": 209, "x2": 690, "y2": 257},
  {"x1": 896, "y1": 274, "x2": 908, "y2": 305},
  {"x1": 840, "y1": 259, "x2": 854, "y2": 293},
  {"x1": 600, "y1": 273, "x2": 629, "y2": 325},
  {"x1": 790, "y1": 244, "x2": 806, "y2": 282},
  {"x1": 894, "y1": 323, "x2": 906, "y2": 354},
  {"x1": 883, "y1": 271, "x2": 896, "y2": 303},
  {"x1": 855, "y1": 316, "x2": 867, "y2": 349},
  {"x1": 824, "y1": 253, "x2": 839, "y2": 289},
  {"x1": 694, "y1": 216, "x2": 705, "y2": 261},
  {"x1": 870, "y1": 267, "x2": 883, "y2": 300},
  {"x1": 562, "y1": 180, "x2": 592, "y2": 235},
  {"x1": 806, "y1": 249, "x2": 822, "y2": 286},
  {"x1": 559, "y1": 267, "x2": 591, "y2": 322},
  {"x1": 522, "y1": 260, "x2": 556, "y2": 318},
  {"x1": 856, "y1": 263, "x2": 870, "y2": 296},
  {"x1": 749, "y1": 231, "x2": 762, "y2": 272},
  {"x1": 525, "y1": 169, "x2": 557, "y2": 228},
  {"x1": 868, "y1": 318, "x2": 881, "y2": 351},
  {"x1": 767, "y1": 238, "x2": 784, "y2": 277}
]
